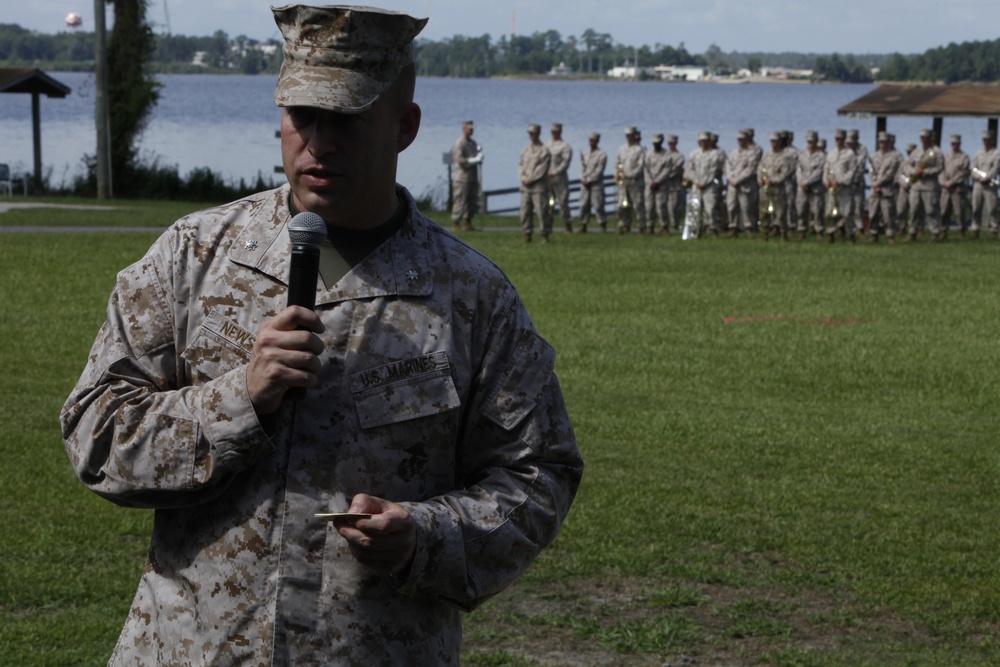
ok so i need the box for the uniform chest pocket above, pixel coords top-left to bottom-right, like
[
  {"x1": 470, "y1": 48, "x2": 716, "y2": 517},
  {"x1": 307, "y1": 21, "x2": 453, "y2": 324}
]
[
  {"x1": 349, "y1": 351, "x2": 461, "y2": 429},
  {"x1": 180, "y1": 309, "x2": 254, "y2": 382}
]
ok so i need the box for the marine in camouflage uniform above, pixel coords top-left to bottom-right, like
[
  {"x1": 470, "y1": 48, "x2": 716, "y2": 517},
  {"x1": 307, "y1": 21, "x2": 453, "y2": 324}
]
[
  {"x1": 896, "y1": 140, "x2": 916, "y2": 234},
  {"x1": 61, "y1": 7, "x2": 582, "y2": 667},
  {"x1": 905, "y1": 128, "x2": 945, "y2": 239},
  {"x1": 685, "y1": 131, "x2": 721, "y2": 236},
  {"x1": 615, "y1": 126, "x2": 647, "y2": 233},
  {"x1": 645, "y1": 133, "x2": 671, "y2": 233},
  {"x1": 758, "y1": 131, "x2": 793, "y2": 239},
  {"x1": 846, "y1": 129, "x2": 869, "y2": 235},
  {"x1": 795, "y1": 130, "x2": 826, "y2": 237},
  {"x1": 547, "y1": 123, "x2": 573, "y2": 232},
  {"x1": 663, "y1": 135, "x2": 686, "y2": 233},
  {"x1": 744, "y1": 128, "x2": 764, "y2": 229},
  {"x1": 824, "y1": 129, "x2": 861, "y2": 242},
  {"x1": 578, "y1": 131, "x2": 608, "y2": 233},
  {"x1": 939, "y1": 134, "x2": 970, "y2": 237},
  {"x1": 970, "y1": 130, "x2": 1000, "y2": 238},
  {"x1": 868, "y1": 132, "x2": 902, "y2": 242},
  {"x1": 724, "y1": 130, "x2": 758, "y2": 235},
  {"x1": 782, "y1": 130, "x2": 799, "y2": 233},
  {"x1": 450, "y1": 120, "x2": 482, "y2": 231},
  {"x1": 519, "y1": 123, "x2": 553, "y2": 241}
]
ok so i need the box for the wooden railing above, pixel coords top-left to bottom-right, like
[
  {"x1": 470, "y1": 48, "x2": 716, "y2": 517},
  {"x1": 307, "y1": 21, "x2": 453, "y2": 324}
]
[{"x1": 480, "y1": 174, "x2": 619, "y2": 216}]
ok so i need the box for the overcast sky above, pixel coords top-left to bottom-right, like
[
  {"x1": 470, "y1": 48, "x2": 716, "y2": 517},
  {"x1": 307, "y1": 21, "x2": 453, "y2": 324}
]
[{"x1": 9, "y1": 0, "x2": 995, "y2": 55}]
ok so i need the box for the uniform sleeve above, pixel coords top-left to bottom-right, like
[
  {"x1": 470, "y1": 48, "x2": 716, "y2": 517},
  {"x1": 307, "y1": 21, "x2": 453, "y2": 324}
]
[
  {"x1": 60, "y1": 237, "x2": 274, "y2": 509},
  {"x1": 394, "y1": 294, "x2": 583, "y2": 612}
]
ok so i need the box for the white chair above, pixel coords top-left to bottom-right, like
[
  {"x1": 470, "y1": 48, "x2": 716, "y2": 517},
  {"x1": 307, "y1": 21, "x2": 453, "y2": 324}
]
[{"x1": 0, "y1": 164, "x2": 13, "y2": 197}]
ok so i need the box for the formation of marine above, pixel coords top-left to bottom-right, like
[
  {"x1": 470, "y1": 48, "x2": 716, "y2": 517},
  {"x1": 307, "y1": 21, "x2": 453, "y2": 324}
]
[{"x1": 452, "y1": 122, "x2": 1000, "y2": 243}]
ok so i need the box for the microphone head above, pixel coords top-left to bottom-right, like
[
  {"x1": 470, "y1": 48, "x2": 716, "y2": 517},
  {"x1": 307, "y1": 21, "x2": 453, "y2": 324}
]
[{"x1": 288, "y1": 212, "x2": 327, "y2": 245}]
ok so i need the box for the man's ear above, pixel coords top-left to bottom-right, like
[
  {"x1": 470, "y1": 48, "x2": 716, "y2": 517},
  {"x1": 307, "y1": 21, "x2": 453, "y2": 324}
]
[{"x1": 396, "y1": 102, "x2": 421, "y2": 153}]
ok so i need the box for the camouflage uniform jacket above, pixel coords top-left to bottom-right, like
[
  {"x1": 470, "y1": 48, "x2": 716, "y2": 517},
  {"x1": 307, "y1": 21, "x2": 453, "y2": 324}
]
[
  {"x1": 871, "y1": 148, "x2": 903, "y2": 196},
  {"x1": 904, "y1": 145, "x2": 944, "y2": 191},
  {"x1": 450, "y1": 135, "x2": 480, "y2": 184},
  {"x1": 663, "y1": 151, "x2": 686, "y2": 190},
  {"x1": 519, "y1": 143, "x2": 551, "y2": 187},
  {"x1": 645, "y1": 148, "x2": 671, "y2": 188},
  {"x1": 851, "y1": 144, "x2": 869, "y2": 188},
  {"x1": 796, "y1": 148, "x2": 826, "y2": 187},
  {"x1": 548, "y1": 139, "x2": 573, "y2": 179},
  {"x1": 580, "y1": 147, "x2": 607, "y2": 184},
  {"x1": 61, "y1": 185, "x2": 583, "y2": 667},
  {"x1": 758, "y1": 150, "x2": 792, "y2": 186},
  {"x1": 972, "y1": 147, "x2": 1000, "y2": 184},
  {"x1": 616, "y1": 143, "x2": 646, "y2": 181},
  {"x1": 725, "y1": 147, "x2": 756, "y2": 189},
  {"x1": 684, "y1": 148, "x2": 716, "y2": 189},
  {"x1": 824, "y1": 147, "x2": 861, "y2": 188},
  {"x1": 940, "y1": 150, "x2": 971, "y2": 190}
]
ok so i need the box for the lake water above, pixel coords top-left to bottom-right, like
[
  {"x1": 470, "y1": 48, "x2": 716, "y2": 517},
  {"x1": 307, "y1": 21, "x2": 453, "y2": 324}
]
[{"x1": 1, "y1": 72, "x2": 994, "y2": 205}]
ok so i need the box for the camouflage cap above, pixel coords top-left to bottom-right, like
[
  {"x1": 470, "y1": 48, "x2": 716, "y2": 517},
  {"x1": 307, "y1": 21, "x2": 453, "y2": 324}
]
[
  {"x1": 950, "y1": 134, "x2": 961, "y2": 143},
  {"x1": 846, "y1": 129, "x2": 859, "y2": 141},
  {"x1": 834, "y1": 128, "x2": 846, "y2": 139},
  {"x1": 984, "y1": 130, "x2": 996, "y2": 140},
  {"x1": 625, "y1": 125, "x2": 638, "y2": 135},
  {"x1": 805, "y1": 130, "x2": 818, "y2": 142},
  {"x1": 272, "y1": 4, "x2": 427, "y2": 114},
  {"x1": 736, "y1": 130, "x2": 746, "y2": 139},
  {"x1": 652, "y1": 133, "x2": 664, "y2": 143},
  {"x1": 919, "y1": 128, "x2": 933, "y2": 138},
  {"x1": 877, "y1": 131, "x2": 889, "y2": 142},
  {"x1": 551, "y1": 122, "x2": 563, "y2": 132},
  {"x1": 528, "y1": 123, "x2": 541, "y2": 134},
  {"x1": 697, "y1": 131, "x2": 710, "y2": 141},
  {"x1": 589, "y1": 131, "x2": 600, "y2": 141},
  {"x1": 667, "y1": 134, "x2": 678, "y2": 143}
]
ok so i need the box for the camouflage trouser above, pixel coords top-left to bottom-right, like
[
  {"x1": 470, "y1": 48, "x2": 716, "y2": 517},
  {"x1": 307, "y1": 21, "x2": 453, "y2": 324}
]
[
  {"x1": 646, "y1": 184, "x2": 669, "y2": 230},
  {"x1": 869, "y1": 191, "x2": 897, "y2": 237},
  {"x1": 896, "y1": 186, "x2": 911, "y2": 232},
  {"x1": 520, "y1": 181, "x2": 552, "y2": 236},
  {"x1": 908, "y1": 187, "x2": 941, "y2": 235},
  {"x1": 550, "y1": 173, "x2": 571, "y2": 225},
  {"x1": 578, "y1": 181, "x2": 607, "y2": 227},
  {"x1": 940, "y1": 187, "x2": 967, "y2": 230},
  {"x1": 795, "y1": 183, "x2": 825, "y2": 233},
  {"x1": 451, "y1": 178, "x2": 478, "y2": 224},
  {"x1": 826, "y1": 184, "x2": 856, "y2": 235},
  {"x1": 760, "y1": 185, "x2": 787, "y2": 232},
  {"x1": 666, "y1": 187, "x2": 686, "y2": 231},
  {"x1": 850, "y1": 182, "x2": 866, "y2": 233},
  {"x1": 699, "y1": 184, "x2": 721, "y2": 232},
  {"x1": 726, "y1": 183, "x2": 756, "y2": 232},
  {"x1": 970, "y1": 182, "x2": 998, "y2": 232},
  {"x1": 617, "y1": 177, "x2": 647, "y2": 231}
]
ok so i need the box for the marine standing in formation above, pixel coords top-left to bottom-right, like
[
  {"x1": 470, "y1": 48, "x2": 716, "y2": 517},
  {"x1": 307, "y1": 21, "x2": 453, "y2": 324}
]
[
  {"x1": 645, "y1": 133, "x2": 671, "y2": 234},
  {"x1": 846, "y1": 129, "x2": 869, "y2": 237},
  {"x1": 518, "y1": 123, "x2": 553, "y2": 242},
  {"x1": 970, "y1": 130, "x2": 1000, "y2": 238},
  {"x1": 663, "y1": 134, "x2": 687, "y2": 233},
  {"x1": 577, "y1": 131, "x2": 608, "y2": 233},
  {"x1": 547, "y1": 122, "x2": 574, "y2": 232},
  {"x1": 868, "y1": 131, "x2": 903, "y2": 242},
  {"x1": 725, "y1": 129, "x2": 758, "y2": 237},
  {"x1": 795, "y1": 130, "x2": 826, "y2": 238},
  {"x1": 758, "y1": 131, "x2": 793, "y2": 240},
  {"x1": 450, "y1": 120, "x2": 483, "y2": 232},
  {"x1": 824, "y1": 129, "x2": 861, "y2": 242},
  {"x1": 615, "y1": 125, "x2": 647, "y2": 233},
  {"x1": 905, "y1": 128, "x2": 945, "y2": 241},
  {"x1": 685, "y1": 131, "x2": 721, "y2": 237},
  {"x1": 940, "y1": 134, "x2": 970, "y2": 238}
]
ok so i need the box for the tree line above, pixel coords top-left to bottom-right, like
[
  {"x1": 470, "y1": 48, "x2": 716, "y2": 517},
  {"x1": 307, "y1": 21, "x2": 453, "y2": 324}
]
[{"x1": 2, "y1": 21, "x2": 998, "y2": 83}]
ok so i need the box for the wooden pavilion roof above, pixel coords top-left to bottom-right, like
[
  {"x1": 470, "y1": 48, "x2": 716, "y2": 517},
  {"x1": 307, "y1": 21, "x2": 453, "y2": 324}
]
[
  {"x1": 0, "y1": 68, "x2": 71, "y2": 97},
  {"x1": 838, "y1": 84, "x2": 1000, "y2": 118}
]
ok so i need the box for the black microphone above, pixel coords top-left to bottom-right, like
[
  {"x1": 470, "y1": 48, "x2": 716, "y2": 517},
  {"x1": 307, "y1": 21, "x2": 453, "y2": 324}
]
[{"x1": 286, "y1": 212, "x2": 326, "y2": 399}]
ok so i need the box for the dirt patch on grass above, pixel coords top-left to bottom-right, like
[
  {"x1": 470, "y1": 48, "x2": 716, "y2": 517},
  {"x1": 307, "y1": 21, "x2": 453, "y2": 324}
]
[{"x1": 460, "y1": 572, "x2": 937, "y2": 666}]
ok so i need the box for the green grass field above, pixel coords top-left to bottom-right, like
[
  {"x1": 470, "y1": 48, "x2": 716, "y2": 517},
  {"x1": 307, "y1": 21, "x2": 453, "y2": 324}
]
[{"x1": 2, "y1": 199, "x2": 999, "y2": 665}]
